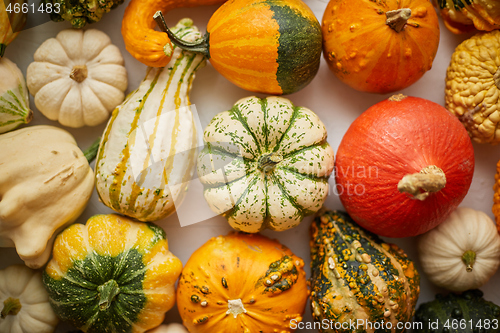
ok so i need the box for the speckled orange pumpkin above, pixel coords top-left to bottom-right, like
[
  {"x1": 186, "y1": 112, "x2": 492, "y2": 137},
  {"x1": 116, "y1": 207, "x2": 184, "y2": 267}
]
[
  {"x1": 322, "y1": 0, "x2": 440, "y2": 94},
  {"x1": 177, "y1": 232, "x2": 308, "y2": 332}
]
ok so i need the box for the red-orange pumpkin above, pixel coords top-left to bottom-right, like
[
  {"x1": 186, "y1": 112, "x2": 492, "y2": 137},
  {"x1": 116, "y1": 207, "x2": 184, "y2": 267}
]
[
  {"x1": 322, "y1": 0, "x2": 440, "y2": 94},
  {"x1": 335, "y1": 94, "x2": 475, "y2": 238}
]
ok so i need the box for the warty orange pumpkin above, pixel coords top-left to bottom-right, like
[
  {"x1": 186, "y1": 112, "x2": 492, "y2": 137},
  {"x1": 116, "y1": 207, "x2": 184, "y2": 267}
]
[
  {"x1": 176, "y1": 232, "x2": 309, "y2": 332},
  {"x1": 322, "y1": 0, "x2": 440, "y2": 94}
]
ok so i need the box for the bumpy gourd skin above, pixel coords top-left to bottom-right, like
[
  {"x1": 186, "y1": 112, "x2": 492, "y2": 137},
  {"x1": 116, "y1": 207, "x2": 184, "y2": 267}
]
[
  {"x1": 415, "y1": 290, "x2": 500, "y2": 333},
  {"x1": 445, "y1": 30, "x2": 500, "y2": 144},
  {"x1": 435, "y1": 0, "x2": 500, "y2": 33},
  {"x1": 310, "y1": 210, "x2": 420, "y2": 333},
  {"x1": 42, "y1": 0, "x2": 124, "y2": 28}
]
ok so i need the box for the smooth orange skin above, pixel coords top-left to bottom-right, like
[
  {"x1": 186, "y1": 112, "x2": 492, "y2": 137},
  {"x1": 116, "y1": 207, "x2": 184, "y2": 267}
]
[
  {"x1": 121, "y1": 0, "x2": 227, "y2": 67},
  {"x1": 322, "y1": 0, "x2": 440, "y2": 94},
  {"x1": 177, "y1": 232, "x2": 309, "y2": 333},
  {"x1": 335, "y1": 96, "x2": 474, "y2": 238}
]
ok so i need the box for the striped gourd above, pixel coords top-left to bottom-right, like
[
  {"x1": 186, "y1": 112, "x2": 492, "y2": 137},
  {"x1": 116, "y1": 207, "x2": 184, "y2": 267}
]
[
  {"x1": 0, "y1": 57, "x2": 32, "y2": 133},
  {"x1": 197, "y1": 96, "x2": 335, "y2": 233},
  {"x1": 95, "y1": 19, "x2": 205, "y2": 222},
  {"x1": 310, "y1": 210, "x2": 420, "y2": 332}
]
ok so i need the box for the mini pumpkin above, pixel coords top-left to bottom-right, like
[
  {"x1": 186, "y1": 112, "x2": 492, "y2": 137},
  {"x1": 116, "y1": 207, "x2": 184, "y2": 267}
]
[
  {"x1": 197, "y1": 96, "x2": 335, "y2": 233},
  {"x1": 322, "y1": 0, "x2": 440, "y2": 93},
  {"x1": 177, "y1": 232, "x2": 308, "y2": 333},
  {"x1": 418, "y1": 207, "x2": 500, "y2": 292},
  {"x1": 27, "y1": 29, "x2": 128, "y2": 128},
  {"x1": 434, "y1": 0, "x2": 500, "y2": 34},
  {"x1": 0, "y1": 265, "x2": 59, "y2": 333},
  {"x1": 43, "y1": 214, "x2": 183, "y2": 333},
  {"x1": 445, "y1": 30, "x2": 500, "y2": 144}
]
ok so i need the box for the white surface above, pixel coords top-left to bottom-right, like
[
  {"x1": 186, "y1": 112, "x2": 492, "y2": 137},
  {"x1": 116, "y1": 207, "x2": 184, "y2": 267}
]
[{"x1": 1, "y1": 1, "x2": 500, "y2": 332}]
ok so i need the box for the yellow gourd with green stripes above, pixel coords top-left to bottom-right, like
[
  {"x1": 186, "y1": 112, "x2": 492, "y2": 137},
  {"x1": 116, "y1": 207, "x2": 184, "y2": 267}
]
[
  {"x1": 95, "y1": 19, "x2": 204, "y2": 221},
  {"x1": 43, "y1": 214, "x2": 182, "y2": 333}
]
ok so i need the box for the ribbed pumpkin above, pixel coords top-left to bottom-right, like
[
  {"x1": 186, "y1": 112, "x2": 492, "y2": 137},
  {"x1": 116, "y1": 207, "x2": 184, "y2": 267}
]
[
  {"x1": 0, "y1": 0, "x2": 26, "y2": 57},
  {"x1": 336, "y1": 95, "x2": 475, "y2": 238},
  {"x1": 43, "y1": 214, "x2": 183, "y2": 333},
  {"x1": 322, "y1": 0, "x2": 440, "y2": 93},
  {"x1": 197, "y1": 96, "x2": 335, "y2": 233},
  {"x1": 96, "y1": 19, "x2": 204, "y2": 222},
  {"x1": 310, "y1": 210, "x2": 420, "y2": 332},
  {"x1": 434, "y1": 0, "x2": 500, "y2": 34},
  {"x1": 177, "y1": 232, "x2": 308, "y2": 333}
]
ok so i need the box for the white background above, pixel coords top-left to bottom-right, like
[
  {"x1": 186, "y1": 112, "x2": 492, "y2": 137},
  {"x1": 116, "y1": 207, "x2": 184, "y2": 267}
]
[{"x1": 2, "y1": 0, "x2": 500, "y2": 332}]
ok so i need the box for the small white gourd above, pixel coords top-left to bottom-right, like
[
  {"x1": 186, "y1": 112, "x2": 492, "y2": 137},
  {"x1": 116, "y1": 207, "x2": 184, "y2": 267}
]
[
  {"x1": 26, "y1": 29, "x2": 128, "y2": 128},
  {"x1": 0, "y1": 265, "x2": 59, "y2": 333},
  {"x1": 418, "y1": 207, "x2": 500, "y2": 292},
  {"x1": 148, "y1": 323, "x2": 189, "y2": 333}
]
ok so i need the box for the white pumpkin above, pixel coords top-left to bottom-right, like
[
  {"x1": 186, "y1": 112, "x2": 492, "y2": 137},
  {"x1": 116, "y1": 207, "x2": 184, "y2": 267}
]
[
  {"x1": 0, "y1": 265, "x2": 59, "y2": 333},
  {"x1": 0, "y1": 57, "x2": 32, "y2": 133},
  {"x1": 418, "y1": 207, "x2": 500, "y2": 292},
  {"x1": 148, "y1": 323, "x2": 189, "y2": 333},
  {"x1": 197, "y1": 96, "x2": 335, "y2": 233},
  {"x1": 26, "y1": 29, "x2": 128, "y2": 128}
]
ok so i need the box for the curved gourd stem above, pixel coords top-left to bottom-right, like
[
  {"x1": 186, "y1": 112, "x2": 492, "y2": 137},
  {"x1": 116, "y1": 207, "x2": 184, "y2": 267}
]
[
  {"x1": 98, "y1": 280, "x2": 120, "y2": 311},
  {"x1": 397, "y1": 165, "x2": 446, "y2": 200},
  {"x1": 1, "y1": 297, "x2": 21, "y2": 318},
  {"x1": 386, "y1": 8, "x2": 412, "y2": 32},
  {"x1": 462, "y1": 250, "x2": 476, "y2": 272},
  {"x1": 83, "y1": 137, "x2": 101, "y2": 164},
  {"x1": 153, "y1": 11, "x2": 210, "y2": 58}
]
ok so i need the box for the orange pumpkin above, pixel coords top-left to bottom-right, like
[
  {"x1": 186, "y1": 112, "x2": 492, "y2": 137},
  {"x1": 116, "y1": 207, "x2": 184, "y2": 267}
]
[
  {"x1": 177, "y1": 232, "x2": 308, "y2": 332},
  {"x1": 0, "y1": 0, "x2": 27, "y2": 57},
  {"x1": 322, "y1": 0, "x2": 440, "y2": 94}
]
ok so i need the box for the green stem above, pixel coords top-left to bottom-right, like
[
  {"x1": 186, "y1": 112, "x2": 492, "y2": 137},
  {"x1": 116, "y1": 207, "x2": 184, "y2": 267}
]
[
  {"x1": 153, "y1": 11, "x2": 210, "y2": 58},
  {"x1": 462, "y1": 250, "x2": 476, "y2": 273},
  {"x1": 0, "y1": 44, "x2": 6, "y2": 58},
  {"x1": 98, "y1": 280, "x2": 120, "y2": 311},
  {"x1": 84, "y1": 137, "x2": 101, "y2": 164},
  {"x1": 1, "y1": 297, "x2": 22, "y2": 318},
  {"x1": 258, "y1": 152, "x2": 283, "y2": 173}
]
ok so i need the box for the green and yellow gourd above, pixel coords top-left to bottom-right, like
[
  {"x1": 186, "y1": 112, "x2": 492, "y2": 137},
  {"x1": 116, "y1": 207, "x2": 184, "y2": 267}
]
[
  {"x1": 95, "y1": 19, "x2": 204, "y2": 221},
  {"x1": 310, "y1": 210, "x2": 420, "y2": 332},
  {"x1": 43, "y1": 214, "x2": 183, "y2": 333}
]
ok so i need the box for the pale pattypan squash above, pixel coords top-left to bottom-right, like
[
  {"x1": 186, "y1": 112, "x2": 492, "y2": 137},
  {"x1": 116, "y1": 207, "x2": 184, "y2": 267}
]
[
  {"x1": 0, "y1": 126, "x2": 95, "y2": 268},
  {"x1": 147, "y1": 324, "x2": 188, "y2": 333},
  {"x1": 445, "y1": 30, "x2": 500, "y2": 144},
  {"x1": 26, "y1": 29, "x2": 128, "y2": 128},
  {"x1": 0, "y1": 265, "x2": 59, "y2": 333},
  {"x1": 0, "y1": 57, "x2": 32, "y2": 133},
  {"x1": 418, "y1": 207, "x2": 500, "y2": 292}
]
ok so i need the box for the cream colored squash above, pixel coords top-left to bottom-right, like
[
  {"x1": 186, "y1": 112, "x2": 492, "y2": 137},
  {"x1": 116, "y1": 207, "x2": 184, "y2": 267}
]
[
  {"x1": 418, "y1": 207, "x2": 500, "y2": 292},
  {"x1": 148, "y1": 324, "x2": 188, "y2": 333},
  {"x1": 197, "y1": 96, "x2": 335, "y2": 233},
  {"x1": 0, "y1": 265, "x2": 59, "y2": 333},
  {"x1": 0, "y1": 126, "x2": 94, "y2": 268},
  {"x1": 26, "y1": 29, "x2": 127, "y2": 128},
  {"x1": 95, "y1": 19, "x2": 205, "y2": 222},
  {"x1": 0, "y1": 57, "x2": 32, "y2": 133}
]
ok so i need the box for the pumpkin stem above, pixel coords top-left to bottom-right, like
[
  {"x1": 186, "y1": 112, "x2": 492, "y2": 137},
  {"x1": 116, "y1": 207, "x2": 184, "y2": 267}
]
[
  {"x1": 397, "y1": 165, "x2": 446, "y2": 201},
  {"x1": 0, "y1": 44, "x2": 6, "y2": 58},
  {"x1": 70, "y1": 65, "x2": 88, "y2": 83},
  {"x1": 258, "y1": 152, "x2": 283, "y2": 173},
  {"x1": 462, "y1": 250, "x2": 476, "y2": 272},
  {"x1": 386, "y1": 8, "x2": 412, "y2": 33},
  {"x1": 97, "y1": 280, "x2": 120, "y2": 311},
  {"x1": 226, "y1": 299, "x2": 247, "y2": 318},
  {"x1": 154, "y1": 11, "x2": 210, "y2": 58},
  {"x1": 83, "y1": 137, "x2": 101, "y2": 164},
  {"x1": 1, "y1": 297, "x2": 22, "y2": 318}
]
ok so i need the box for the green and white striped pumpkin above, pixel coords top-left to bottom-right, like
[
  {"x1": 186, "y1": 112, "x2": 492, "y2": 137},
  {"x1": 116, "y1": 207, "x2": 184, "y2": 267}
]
[
  {"x1": 0, "y1": 57, "x2": 32, "y2": 133},
  {"x1": 197, "y1": 96, "x2": 335, "y2": 232},
  {"x1": 310, "y1": 210, "x2": 420, "y2": 332},
  {"x1": 95, "y1": 19, "x2": 205, "y2": 222}
]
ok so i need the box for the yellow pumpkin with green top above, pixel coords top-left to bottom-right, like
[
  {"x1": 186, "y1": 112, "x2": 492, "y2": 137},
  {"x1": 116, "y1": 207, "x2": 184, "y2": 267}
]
[
  {"x1": 310, "y1": 210, "x2": 420, "y2": 332},
  {"x1": 43, "y1": 214, "x2": 182, "y2": 333}
]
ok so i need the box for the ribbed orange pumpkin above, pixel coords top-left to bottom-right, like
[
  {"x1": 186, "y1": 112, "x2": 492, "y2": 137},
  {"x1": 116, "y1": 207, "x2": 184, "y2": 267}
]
[
  {"x1": 322, "y1": 0, "x2": 440, "y2": 94},
  {"x1": 0, "y1": 0, "x2": 27, "y2": 57},
  {"x1": 177, "y1": 232, "x2": 308, "y2": 332}
]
